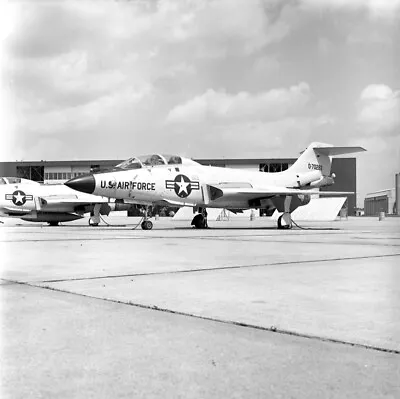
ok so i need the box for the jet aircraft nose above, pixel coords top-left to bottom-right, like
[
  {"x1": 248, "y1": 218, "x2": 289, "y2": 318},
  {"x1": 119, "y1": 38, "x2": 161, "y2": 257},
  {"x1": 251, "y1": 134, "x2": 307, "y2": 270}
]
[{"x1": 65, "y1": 174, "x2": 95, "y2": 194}]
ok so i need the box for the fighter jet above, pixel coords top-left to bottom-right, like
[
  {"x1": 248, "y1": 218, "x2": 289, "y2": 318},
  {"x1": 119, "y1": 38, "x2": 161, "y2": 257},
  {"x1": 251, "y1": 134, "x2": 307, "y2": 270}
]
[
  {"x1": 65, "y1": 142, "x2": 365, "y2": 230},
  {"x1": 0, "y1": 177, "x2": 131, "y2": 226}
]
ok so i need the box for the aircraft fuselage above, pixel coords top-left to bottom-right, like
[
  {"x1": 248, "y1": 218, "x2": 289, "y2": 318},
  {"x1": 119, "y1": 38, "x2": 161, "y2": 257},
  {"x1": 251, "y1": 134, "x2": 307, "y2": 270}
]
[{"x1": 91, "y1": 165, "x2": 301, "y2": 208}]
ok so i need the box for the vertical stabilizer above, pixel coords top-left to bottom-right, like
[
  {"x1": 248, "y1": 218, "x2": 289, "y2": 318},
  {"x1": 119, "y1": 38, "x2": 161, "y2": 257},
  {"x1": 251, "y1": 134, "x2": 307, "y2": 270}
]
[
  {"x1": 288, "y1": 142, "x2": 366, "y2": 177},
  {"x1": 289, "y1": 142, "x2": 333, "y2": 177}
]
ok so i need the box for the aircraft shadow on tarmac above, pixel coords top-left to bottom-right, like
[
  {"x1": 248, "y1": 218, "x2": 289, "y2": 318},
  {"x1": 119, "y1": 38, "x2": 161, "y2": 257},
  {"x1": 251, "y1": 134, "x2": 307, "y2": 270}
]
[{"x1": 42, "y1": 224, "x2": 340, "y2": 231}]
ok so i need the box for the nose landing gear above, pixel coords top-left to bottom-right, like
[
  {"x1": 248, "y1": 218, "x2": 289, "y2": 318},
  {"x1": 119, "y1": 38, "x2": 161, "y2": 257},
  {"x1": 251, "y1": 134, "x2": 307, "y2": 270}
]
[
  {"x1": 141, "y1": 206, "x2": 153, "y2": 230},
  {"x1": 141, "y1": 220, "x2": 153, "y2": 230},
  {"x1": 89, "y1": 203, "x2": 101, "y2": 226}
]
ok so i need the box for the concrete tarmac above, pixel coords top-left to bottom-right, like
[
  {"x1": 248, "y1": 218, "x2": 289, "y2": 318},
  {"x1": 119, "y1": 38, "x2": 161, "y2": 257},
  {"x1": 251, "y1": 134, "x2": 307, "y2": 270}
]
[{"x1": 1, "y1": 216, "x2": 400, "y2": 398}]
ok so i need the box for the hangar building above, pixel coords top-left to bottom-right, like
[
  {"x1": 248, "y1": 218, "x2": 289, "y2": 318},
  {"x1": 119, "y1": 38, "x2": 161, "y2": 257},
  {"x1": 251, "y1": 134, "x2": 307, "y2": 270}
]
[
  {"x1": 364, "y1": 189, "x2": 396, "y2": 216},
  {"x1": 0, "y1": 157, "x2": 358, "y2": 215},
  {"x1": 364, "y1": 173, "x2": 400, "y2": 216}
]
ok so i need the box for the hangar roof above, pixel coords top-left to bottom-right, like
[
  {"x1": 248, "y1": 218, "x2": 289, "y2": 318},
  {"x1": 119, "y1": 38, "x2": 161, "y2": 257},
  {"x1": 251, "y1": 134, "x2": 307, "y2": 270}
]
[{"x1": 1, "y1": 158, "x2": 297, "y2": 166}]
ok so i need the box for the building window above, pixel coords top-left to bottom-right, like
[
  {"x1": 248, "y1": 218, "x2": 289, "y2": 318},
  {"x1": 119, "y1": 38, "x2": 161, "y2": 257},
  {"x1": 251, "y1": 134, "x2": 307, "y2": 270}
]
[
  {"x1": 16, "y1": 166, "x2": 31, "y2": 180},
  {"x1": 45, "y1": 173, "x2": 49, "y2": 180},
  {"x1": 259, "y1": 163, "x2": 268, "y2": 172},
  {"x1": 31, "y1": 166, "x2": 44, "y2": 181},
  {"x1": 269, "y1": 163, "x2": 281, "y2": 173},
  {"x1": 62, "y1": 173, "x2": 67, "y2": 179},
  {"x1": 16, "y1": 166, "x2": 44, "y2": 181}
]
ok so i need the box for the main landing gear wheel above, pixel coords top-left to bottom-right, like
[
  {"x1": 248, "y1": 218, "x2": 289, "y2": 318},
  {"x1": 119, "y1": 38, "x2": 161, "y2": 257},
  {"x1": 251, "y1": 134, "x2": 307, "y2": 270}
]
[
  {"x1": 48, "y1": 221, "x2": 59, "y2": 226},
  {"x1": 277, "y1": 213, "x2": 293, "y2": 230},
  {"x1": 88, "y1": 218, "x2": 99, "y2": 226},
  {"x1": 141, "y1": 220, "x2": 153, "y2": 230},
  {"x1": 191, "y1": 207, "x2": 208, "y2": 229},
  {"x1": 191, "y1": 214, "x2": 207, "y2": 229}
]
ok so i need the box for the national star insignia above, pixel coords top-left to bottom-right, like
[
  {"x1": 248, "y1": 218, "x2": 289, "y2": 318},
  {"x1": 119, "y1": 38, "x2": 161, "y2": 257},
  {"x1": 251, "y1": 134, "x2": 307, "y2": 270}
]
[
  {"x1": 13, "y1": 191, "x2": 25, "y2": 205},
  {"x1": 165, "y1": 174, "x2": 200, "y2": 198},
  {"x1": 5, "y1": 190, "x2": 33, "y2": 206},
  {"x1": 176, "y1": 176, "x2": 190, "y2": 195}
]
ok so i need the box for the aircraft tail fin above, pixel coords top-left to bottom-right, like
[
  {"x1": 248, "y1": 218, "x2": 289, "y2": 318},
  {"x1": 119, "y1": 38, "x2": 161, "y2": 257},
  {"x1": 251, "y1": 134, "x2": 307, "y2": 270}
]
[{"x1": 288, "y1": 142, "x2": 366, "y2": 176}]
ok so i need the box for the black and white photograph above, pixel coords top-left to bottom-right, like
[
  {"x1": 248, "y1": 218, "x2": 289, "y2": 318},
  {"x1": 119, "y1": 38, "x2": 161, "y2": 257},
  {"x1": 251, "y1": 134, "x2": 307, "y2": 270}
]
[{"x1": 1, "y1": 0, "x2": 399, "y2": 397}]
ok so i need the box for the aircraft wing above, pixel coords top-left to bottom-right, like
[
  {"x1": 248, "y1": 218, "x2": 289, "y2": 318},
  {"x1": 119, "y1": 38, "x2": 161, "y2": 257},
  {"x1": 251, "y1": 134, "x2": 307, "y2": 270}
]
[
  {"x1": 208, "y1": 185, "x2": 353, "y2": 202},
  {"x1": 2, "y1": 207, "x2": 32, "y2": 215},
  {"x1": 39, "y1": 195, "x2": 109, "y2": 206}
]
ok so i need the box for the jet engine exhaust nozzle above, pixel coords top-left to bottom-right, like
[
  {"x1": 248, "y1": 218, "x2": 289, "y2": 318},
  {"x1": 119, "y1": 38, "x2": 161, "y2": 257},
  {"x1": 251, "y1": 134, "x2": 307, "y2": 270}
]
[{"x1": 65, "y1": 175, "x2": 95, "y2": 194}]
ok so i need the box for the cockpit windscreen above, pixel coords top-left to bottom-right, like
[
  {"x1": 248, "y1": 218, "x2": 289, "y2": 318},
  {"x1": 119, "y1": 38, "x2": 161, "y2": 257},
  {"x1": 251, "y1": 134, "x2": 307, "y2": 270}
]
[{"x1": 115, "y1": 154, "x2": 182, "y2": 170}]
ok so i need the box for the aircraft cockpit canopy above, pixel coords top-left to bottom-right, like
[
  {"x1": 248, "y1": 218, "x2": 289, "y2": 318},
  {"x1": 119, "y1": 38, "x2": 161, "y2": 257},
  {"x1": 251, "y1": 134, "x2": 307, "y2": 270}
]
[
  {"x1": 0, "y1": 177, "x2": 39, "y2": 185},
  {"x1": 116, "y1": 154, "x2": 183, "y2": 170}
]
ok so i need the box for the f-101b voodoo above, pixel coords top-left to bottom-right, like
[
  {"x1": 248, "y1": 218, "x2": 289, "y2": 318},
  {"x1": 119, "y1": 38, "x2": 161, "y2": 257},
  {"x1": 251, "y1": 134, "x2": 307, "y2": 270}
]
[{"x1": 65, "y1": 142, "x2": 365, "y2": 230}]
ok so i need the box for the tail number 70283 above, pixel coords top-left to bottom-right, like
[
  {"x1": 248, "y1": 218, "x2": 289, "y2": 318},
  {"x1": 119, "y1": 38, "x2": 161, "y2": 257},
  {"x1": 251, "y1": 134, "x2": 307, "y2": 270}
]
[{"x1": 308, "y1": 163, "x2": 322, "y2": 171}]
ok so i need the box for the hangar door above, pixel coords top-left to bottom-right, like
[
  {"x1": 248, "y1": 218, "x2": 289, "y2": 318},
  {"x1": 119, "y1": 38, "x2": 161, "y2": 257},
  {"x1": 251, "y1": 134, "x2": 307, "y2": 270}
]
[
  {"x1": 364, "y1": 196, "x2": 389, "y2": 216},
  {"x1": 17, "y1": 166, "x2": 45, "y2": 182}
]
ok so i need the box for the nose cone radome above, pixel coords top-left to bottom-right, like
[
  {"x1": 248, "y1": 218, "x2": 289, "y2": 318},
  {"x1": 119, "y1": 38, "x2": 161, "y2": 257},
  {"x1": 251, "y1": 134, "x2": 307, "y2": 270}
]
[{"x1": 65, "y1": 174, "x2": 95, "y2": 194}]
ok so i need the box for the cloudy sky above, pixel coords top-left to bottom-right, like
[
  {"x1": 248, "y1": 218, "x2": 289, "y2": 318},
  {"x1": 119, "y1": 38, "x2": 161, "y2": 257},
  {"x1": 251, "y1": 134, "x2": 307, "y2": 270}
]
[{"x1": 1, "y1": 0, "x2": 399, "y2": 204}]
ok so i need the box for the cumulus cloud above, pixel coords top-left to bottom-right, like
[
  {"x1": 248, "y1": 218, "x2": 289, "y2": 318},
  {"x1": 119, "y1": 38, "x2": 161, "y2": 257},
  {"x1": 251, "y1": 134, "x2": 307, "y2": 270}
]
[
  {"x1": 166, "y1": 82, "x2": 311, "y2": 124},
  {"x1": 357, "y1": 84, "x2": 400, "y2": 135},
  {"x1": 1, "y1": 0, "x2": 397, "y2": 178},
  {"x1": 162, "y1": 115, "x2": 332, "y2": 159},
  {"x1": 8, "y1": 1, "x2": 291, "y2": 61},
  {"x1": 3, "y1": 0, "x2": 298, "y2": 160},
  {"x1": 19, "y1": 83, "x2": 153, "y2": 136}
]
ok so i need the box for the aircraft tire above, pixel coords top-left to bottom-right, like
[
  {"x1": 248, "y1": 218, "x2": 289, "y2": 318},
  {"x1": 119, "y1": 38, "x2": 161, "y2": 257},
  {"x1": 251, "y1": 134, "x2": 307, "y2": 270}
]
[
  {"x1": 277, "y1": 214, "x2": 292, "y2": 230},
  {"x1": 192, "y1": 214, "x2": 207, "y2": 229},
  {"x1": 141, "y1": 220, "x2": 153, "y2": 230},
  {"x1": 48, "y1": 221, "x2": 59, "y2": 227}
]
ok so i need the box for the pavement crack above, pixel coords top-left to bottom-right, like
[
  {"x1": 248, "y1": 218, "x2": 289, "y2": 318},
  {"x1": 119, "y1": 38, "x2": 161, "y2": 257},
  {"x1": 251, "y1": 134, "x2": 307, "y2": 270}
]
[
  {"x1": 34, "y1": 252, "x2": 400, "y2": 284},
  {"x1": 6, "y1": 278, "x2": 400, "y2": 356}
]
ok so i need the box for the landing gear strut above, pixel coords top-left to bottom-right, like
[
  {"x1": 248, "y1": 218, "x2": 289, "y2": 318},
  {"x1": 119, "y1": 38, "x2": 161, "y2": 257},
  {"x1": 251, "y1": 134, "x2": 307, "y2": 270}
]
[
  {"x1": 89, "y1": 203, "x2": 101, "y2": 226},
  {"x1": 141, "y1": 206, "x2": 153, "y2": 230},
  {"x1": 191, "y1": 207, "x2": 208, "y2": 229},
  {"x1": 277, "y1": 196, "x2": 293, "y2": 229}
]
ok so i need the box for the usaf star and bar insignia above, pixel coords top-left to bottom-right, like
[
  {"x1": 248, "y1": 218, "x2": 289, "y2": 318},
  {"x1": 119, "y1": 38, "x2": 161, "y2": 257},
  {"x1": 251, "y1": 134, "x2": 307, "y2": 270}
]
[
  {"x1": 165, "y1": 174, "x2": 200, "y2": 198},
  {"x1": 5, "y1": 190, "x2": 33, "y2": 206}
]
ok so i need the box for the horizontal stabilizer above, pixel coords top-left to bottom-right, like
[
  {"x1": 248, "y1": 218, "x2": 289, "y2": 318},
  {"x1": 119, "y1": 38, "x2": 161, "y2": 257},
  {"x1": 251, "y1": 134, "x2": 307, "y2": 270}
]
[{"x1": 314, "y1": 146, "x2": 366, "y2": 156}]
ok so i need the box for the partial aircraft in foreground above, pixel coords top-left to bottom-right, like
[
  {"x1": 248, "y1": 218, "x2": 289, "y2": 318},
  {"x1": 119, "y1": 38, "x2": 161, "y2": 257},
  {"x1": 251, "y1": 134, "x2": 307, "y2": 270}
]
[
  {"x1": 65, "y1": 142, "x2": 365, "y2": 230},
  {"x1": 0, "y1": 177, "x2": 131, "y2": 225}
]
